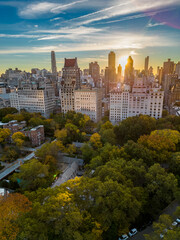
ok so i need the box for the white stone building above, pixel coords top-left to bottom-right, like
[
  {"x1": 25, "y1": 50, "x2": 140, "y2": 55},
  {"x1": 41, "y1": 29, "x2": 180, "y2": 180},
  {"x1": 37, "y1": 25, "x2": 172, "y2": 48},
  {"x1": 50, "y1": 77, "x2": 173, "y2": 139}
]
[
  {"x1": 110, "y1": 78, "x2": 164, "y2": 124},
  {"x1": 74, "y1": 87, "x2": 102, "y2": 122},
  {"x1": 10, "y1": 80, "x2": 55, "y2": 118}
]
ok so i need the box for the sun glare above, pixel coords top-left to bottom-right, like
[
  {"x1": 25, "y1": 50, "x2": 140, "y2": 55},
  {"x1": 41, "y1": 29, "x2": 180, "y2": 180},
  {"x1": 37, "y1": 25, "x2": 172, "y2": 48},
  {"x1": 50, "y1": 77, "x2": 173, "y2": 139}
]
[{"x1": 118, "y1": 55, "x2": 128, "y2": 74}]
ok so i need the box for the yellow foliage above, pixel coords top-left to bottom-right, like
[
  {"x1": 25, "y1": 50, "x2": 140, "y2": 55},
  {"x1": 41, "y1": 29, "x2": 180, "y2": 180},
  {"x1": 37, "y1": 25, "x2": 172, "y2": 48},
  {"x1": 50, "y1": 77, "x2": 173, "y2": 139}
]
[
  {"x1": 90, "y1": 133, "x2": 102, "y2": 149},
  {"x1": 0, "y1": 193, "x2": 31, "y2": 240},
  {"x1": 0, "y1": 129, "x2": 11, "y2": 143}
]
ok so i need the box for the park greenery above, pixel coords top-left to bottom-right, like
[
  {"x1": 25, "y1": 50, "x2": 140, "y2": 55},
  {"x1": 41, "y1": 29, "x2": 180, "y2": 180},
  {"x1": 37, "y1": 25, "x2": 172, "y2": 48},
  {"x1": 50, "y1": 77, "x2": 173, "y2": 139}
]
[{"x1": 0, "y1": 108, "x2": 180, "y2": 239}]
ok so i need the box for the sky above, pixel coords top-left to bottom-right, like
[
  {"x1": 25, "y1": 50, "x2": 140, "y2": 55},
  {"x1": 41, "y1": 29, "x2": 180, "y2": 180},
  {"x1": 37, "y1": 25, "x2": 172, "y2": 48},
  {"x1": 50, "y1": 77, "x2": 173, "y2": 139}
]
[{"x1": 0, "y1": 0, "x2": 180, "y2": 74}]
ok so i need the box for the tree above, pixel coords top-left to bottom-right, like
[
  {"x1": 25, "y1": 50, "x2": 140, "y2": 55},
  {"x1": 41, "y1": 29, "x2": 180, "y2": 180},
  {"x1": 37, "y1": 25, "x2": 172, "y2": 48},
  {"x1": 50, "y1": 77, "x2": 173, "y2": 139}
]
[
  {"x1": 1, "y1": 146, "x2": 20, "y2": 163},
  {"x1": 18, "y1": 185, "x2": 103, "y2": 240},
  {"x1": 55, "y1": 128, "x2": 68, "y2": 144},
  {"x1": 11, "y1": 159, "x2": 50, "y2": 191},
  {"x1": 81, "y1": 143, "x2": 96, "y2": 164},
  {"x1": 114, "y1": 115, "x2": 156, "y2": 145},
  {"x1": 0, "y1": 128, "x2": 11, "y2": 144},
  {"x1": 145, "y1": 214, "x2": 180, "y2": 240},
  {"x1": 100, "y1": 129, "x2": 117, "y2": 145},
  {"x1": 12, "y1": 132, "x2": 26, "y2": 148},
  {"x1": 0, "y1": 193, "x2": 31, "y2": 240},
  {"x1": 0, "y1": 107, "x2": 18, "y2": 121},
  {"x1": 145, "y1": 163, "x2": 177, "y2": 216},
  {"x1": 35, "y1": 141, "x2": 64, "y2": 163},
  {"x1": 138, "y1": 129, "x2": 180, "y2": 158},
  {"x1": 29, "y1": 117, "x2": 44, "y2": 127},
  {"x1": 65, "y1": 144, "x2": 77, "y2": 156},
  {"x1": 90, "y1": 133, "x2": 102, "y2": 149}
]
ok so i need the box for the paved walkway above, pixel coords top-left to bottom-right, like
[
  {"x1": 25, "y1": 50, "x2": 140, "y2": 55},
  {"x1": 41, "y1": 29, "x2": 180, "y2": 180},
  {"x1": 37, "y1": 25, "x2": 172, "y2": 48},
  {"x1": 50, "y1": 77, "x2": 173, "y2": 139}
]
[{"x1": 0, "y1": 142, "x2": 47, "y2": 181}]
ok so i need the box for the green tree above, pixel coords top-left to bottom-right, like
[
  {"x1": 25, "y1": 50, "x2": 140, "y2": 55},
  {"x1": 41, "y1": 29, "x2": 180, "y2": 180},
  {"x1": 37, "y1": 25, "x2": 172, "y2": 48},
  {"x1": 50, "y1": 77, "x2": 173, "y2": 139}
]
[
  {"x1": 114, "y1": 115, "x2": 156, "y2": 145},
  {"x1": 145, "y1": 163, "x2": 177, "y2": 215},
  {"x1": 11, "y1": 159, "x2": 50, "y2": 191},
  {"x1": 100, "y1": 128, "x2": 117, "y2": 145},
  {"x1": 0, "y1": 107, "x2": 18, "y2": 121},
  {"x1": 35, "y1": 141, "x2": 64, "y2": 163},
  {"x1": 81, "y1": 143, "x2": 96, "y2": 164},
  {"x1": 29, "y1": 117, "x2": 44, "y2": 127}
]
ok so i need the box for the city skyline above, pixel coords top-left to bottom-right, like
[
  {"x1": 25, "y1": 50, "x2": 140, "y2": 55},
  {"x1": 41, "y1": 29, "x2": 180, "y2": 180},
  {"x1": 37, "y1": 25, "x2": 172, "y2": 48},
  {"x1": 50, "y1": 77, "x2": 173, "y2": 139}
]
[{"x1": 0, "y1": 0, "x2": 180, "y2": 73}]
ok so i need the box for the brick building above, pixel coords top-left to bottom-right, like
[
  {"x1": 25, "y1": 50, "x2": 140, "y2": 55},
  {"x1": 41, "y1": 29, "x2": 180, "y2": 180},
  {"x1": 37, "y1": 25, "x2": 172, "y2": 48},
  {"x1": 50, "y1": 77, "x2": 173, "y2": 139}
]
[{"x1": 3, "y1": 120, "x2": 44, "y2": 147}]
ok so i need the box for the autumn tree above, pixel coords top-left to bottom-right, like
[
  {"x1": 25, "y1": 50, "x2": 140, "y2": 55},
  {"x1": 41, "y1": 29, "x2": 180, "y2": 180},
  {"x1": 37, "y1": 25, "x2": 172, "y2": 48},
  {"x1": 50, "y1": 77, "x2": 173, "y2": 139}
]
[
  {"x1": 18, "y1": 185, "x2": 103, "y2": 240},
  {"x1": 0, "y1": 128, "x2": 11, "y2": 144},
  {"x1": 12, "y1": 132, "x2": 26, "y2": 148},
  {"x1": 90, "y1": 133, "x2": 102, "y2": 149},
  {"x1": 0, "y1": 193, "x2": 31, "y2": 240}
]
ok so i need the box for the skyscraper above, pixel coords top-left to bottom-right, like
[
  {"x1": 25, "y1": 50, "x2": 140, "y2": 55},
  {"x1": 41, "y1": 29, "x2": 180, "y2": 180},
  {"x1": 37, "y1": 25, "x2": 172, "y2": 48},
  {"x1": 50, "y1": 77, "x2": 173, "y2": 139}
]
[
  {"x1": 163, "y1": 58, "x2": 174, "y2": 75},
  {"x1": 51, "y1": 51, "x2": 59, "y2": 96},
  {"x1": 108, "y1": 51, "x2": 116, "y2": 69},
  {"x1": 60, "y1": 58, "x2": 81, "y2": 113},
  {"x1": 144, "y1": 56, "x2": 149, "y2": 76},
  {"x1": 117, "y1": 64, "x2": 122, "y2": 82},
  {"x1": 105, "y1": 51, "x2": 116, "y2": 95},
  {"x1": 51, "y1": 51, "x2": 57, "y2": 77},
  {"x1": 89, "y1": 62, "x2": 100, "y2": 87},
  {"x1": 124, "y1": 56, "x2": 134, "y2": 86}
]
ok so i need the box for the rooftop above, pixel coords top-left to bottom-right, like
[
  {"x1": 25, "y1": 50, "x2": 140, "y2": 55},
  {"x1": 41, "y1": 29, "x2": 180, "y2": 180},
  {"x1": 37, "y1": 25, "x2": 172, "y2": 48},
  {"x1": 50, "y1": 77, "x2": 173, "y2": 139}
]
[{"x1": 64, "y1": 58, "x2": 77, "y2": 68}]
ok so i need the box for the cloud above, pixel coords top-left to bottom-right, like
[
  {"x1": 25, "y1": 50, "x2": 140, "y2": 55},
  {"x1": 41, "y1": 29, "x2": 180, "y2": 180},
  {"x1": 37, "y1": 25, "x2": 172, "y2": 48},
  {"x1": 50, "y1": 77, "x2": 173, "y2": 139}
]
[
  {"x1": 0, "y1": 31, "x2": 177, "y2": 54},
  {"x1": 147, "y1": 22, "x2": 167, "y2": 28},
  {"x1": 18, "y1": 0, "x2": 87, "y2": 19},
  {"x1": 63, "y1": 0, "x2": 180, "y2": 26},
  {"x1": 0, "y1": 34, "x2": 40, "y2": 39}
]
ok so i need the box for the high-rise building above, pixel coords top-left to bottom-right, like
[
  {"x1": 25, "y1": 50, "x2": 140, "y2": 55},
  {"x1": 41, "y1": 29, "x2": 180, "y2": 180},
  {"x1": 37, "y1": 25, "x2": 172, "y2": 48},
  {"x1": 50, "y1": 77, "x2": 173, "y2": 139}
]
[
  {"x1": 175, "y1": 62, "x2": 180, "y2": 77},
  {"x1": 148, "y1": 66, "x2": 153, "y2": 76},
  {"x1": 108, "y1": 51, "x2": 116, "y2": 69},
  {"x1": 144, "y1": 56, "x2": 149, "y2": 76},
  {"x1": 105, "y1": 51, "x2": 117, "y2": 96},
  {"x1": 51, "y1": 51, "x2": 57, "y2": 77},
  {"x1": 117, "y1": 64, "x2": 122, "y2": 82},
  {"x1": 10, "y1": 80, "x2": 55, "y2": 118},
  {"x1": 110, "y1": 78, "x2": 164, "y2": 124},
  {"x1": 89, "y1": 62, "x2": 100, "y2": 86},
  {"x1": 124, "y1": 56, "x2": 134, "y2": 86},
  {"x1": 60, "y1": 58, "x2": 81, "y2": 113},
  {"x1": 74, "y1": 87, "x2": 102, "y2": 122},
  {"x1": 163, "y1": 59, "x2": 174, "y2": 76},
  {"x1": 51, "y1": 51, "x2": 59, "y2": 96},
  {"x1": 157, "y1": 67, "x2": 163, "y2": 85}
]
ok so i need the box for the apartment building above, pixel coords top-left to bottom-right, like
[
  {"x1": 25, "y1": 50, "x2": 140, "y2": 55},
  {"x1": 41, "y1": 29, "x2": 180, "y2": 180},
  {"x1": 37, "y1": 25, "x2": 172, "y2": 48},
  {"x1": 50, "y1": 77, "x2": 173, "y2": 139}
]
[
  {"x1": 10, "y1": 80, "x2": 55, "y2": 118},
  {"x1": 74, "y1": 87, "x2": 102, "y2": 122},
  {"x1": 110, "y1": 78, "x2": 164, "y2": 124}
]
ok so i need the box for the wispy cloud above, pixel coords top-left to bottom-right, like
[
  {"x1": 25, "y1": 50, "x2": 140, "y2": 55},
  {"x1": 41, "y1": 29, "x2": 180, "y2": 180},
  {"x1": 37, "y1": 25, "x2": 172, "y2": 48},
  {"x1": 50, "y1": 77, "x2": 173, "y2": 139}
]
[
  {"x1": 0, "y1": 31, "x2": 177, "y2": 54},
  {"x1": 147, "y1": 22, "x2": 167, "y2": 28},
  {"x1": 18, "y1": 0, "x2": 87, "y2": 19},
  {"x1": 0, "y1": 34, "x2": 40, "y2": 39},
  {"x1": 62, "y1": 0, "x2": 180, "y2": 26}
]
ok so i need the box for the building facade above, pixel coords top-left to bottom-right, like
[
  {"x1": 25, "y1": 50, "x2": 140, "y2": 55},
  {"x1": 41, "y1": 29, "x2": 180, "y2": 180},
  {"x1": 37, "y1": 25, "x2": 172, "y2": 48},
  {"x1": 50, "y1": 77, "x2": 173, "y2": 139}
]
[
  {"x1": 60, "y1": 58, "x2": 81, "y2": 113},
  {"x1": 3, "y1": 120, "x2": 44, "y2": 147},
  {"x1": 110, "y1": 78, "x2": 164, "y2": 124},
  {"x1": 74, "y1": 87, "x2": 102, "y2": 122},
  {"x1": 10, "y1": 80, "x2": 55, "y2": 118}
]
